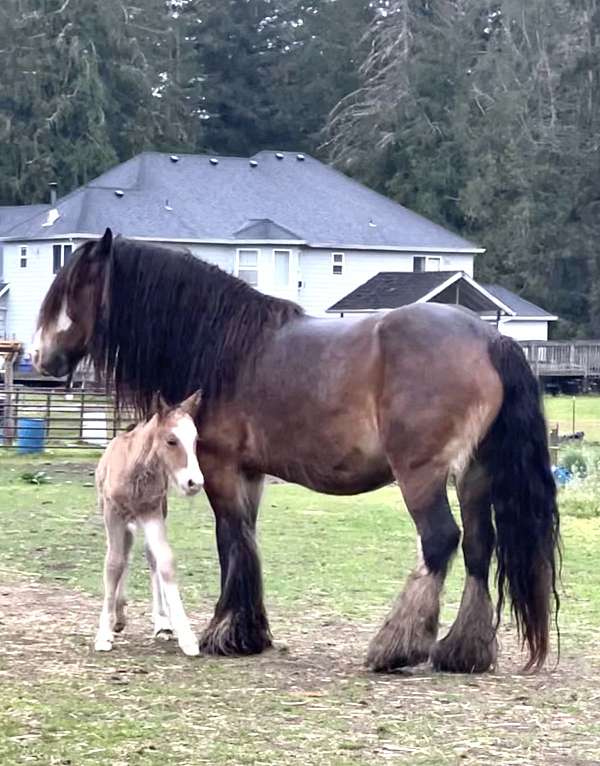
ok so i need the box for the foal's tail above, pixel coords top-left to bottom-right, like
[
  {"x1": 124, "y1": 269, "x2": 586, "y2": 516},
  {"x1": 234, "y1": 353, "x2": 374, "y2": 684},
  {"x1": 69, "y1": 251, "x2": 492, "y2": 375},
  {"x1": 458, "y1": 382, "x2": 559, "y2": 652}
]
[{"x1": 483, "y1": 334, "x2": 560, "y2": 671}]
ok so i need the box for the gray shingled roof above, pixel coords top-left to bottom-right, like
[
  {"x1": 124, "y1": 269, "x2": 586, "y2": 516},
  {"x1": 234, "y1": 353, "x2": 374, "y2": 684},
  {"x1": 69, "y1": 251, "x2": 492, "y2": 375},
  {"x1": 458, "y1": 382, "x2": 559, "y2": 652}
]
[
  {"x1": 0, "y1": 152, "x2": 480, "y2": 251},
  {"x1": 328, "y1": 271, "x2": 555, "y2": 319},
  {"x1": 0, "y1": 205, "x2": 49, "y2": 236},
  {"x1": 482, "y1": 285, "x2": 557, "y2": 319},
  {"x1": 328, "y1": 272, "x2": 460, "y2": 311}
]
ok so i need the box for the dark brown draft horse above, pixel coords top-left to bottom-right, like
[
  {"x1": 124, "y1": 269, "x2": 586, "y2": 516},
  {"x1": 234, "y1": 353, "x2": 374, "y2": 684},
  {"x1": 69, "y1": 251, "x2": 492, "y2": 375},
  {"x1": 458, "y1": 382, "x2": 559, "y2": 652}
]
[{"x1": 33, "y1": 229, "x2": 560, "y2": 673}]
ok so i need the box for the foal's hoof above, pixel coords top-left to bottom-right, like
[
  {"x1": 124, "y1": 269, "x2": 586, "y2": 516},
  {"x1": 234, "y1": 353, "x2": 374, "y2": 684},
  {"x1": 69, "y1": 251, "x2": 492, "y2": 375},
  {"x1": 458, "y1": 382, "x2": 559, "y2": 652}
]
[
  {"x1": 153, "y1": 615, "x2": 174, "y2": 640},
  {"x1": 94, "y1": 638, "x2": 113, "y2": 652},
  {"x1": 178, "y1": 637, "x2": 200, "y2": 657}
]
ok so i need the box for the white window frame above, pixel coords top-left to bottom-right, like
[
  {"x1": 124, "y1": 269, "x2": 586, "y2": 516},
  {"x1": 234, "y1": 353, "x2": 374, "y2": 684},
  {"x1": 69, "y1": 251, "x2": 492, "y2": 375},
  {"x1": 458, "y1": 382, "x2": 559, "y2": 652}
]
[
  {"x1": 332, "y1": 252, "x2": 345, "y2": 276},
  {"x1": 273, "y1": 248, "x2": 291, "y2": 287},
  {"x1": 235, "y1": 248, "x2": 260, "y2": 286},
  {"x1": 413, "y1": 255, "x2": 442, "y2": 272},
  {"x1": 53, "y1": 243, "x2": 73, "y2": 274},
  {"x1": 20, "y1": 245, "x2": 28, "y2": 268}
]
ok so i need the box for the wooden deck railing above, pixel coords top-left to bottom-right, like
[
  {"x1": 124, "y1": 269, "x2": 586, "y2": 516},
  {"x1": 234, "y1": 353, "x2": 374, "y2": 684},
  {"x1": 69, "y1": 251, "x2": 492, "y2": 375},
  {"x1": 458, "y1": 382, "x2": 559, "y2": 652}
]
[{"x1": 520, "y1": 341, "x2": 600, "y2": 378}]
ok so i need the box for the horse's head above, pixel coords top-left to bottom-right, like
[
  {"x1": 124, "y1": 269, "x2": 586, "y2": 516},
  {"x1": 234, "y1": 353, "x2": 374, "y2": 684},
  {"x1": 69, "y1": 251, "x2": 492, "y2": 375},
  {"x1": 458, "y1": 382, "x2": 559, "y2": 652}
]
[
  {"x1": 32, "y1": 228, "x2": 113, "y2": 378},
  {"x1": 152, "y1": 390, "x2": 204, "y2": 496}
]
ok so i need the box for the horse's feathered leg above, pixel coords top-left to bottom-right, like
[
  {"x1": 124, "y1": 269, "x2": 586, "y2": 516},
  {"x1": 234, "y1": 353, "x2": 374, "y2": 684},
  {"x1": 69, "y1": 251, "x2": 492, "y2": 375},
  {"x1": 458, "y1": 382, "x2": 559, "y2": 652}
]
[
  {"x1": 199, "y1": 469, "x2": 272, "y2": 656},
  {"x1": 366, "y1": 467, "x2": 460, "y2": 672},
  {"x1": 431, "y1": 459, "x2": 498, "y2": 672}
]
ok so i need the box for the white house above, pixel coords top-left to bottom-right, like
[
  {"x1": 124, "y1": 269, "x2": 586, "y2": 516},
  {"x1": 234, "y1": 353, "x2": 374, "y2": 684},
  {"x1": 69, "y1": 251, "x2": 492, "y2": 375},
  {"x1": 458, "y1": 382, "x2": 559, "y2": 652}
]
[{"x1": 0, "y1": 150, "x2": 556, "y2": 351}]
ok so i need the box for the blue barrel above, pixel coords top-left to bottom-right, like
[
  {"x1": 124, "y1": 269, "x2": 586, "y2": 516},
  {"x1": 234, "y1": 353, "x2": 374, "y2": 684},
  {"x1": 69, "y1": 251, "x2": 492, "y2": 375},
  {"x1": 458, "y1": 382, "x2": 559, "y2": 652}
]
[{"x1": 17, "y1": 418, "x2": 46, "y2": 454}]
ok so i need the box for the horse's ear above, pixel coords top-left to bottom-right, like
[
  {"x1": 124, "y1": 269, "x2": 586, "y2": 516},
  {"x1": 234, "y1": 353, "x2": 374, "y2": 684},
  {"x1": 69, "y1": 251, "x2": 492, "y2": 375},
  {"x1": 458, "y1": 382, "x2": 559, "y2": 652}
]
[
  {"x1": 96, "y1": 228, "x2": 113, "y2": 259},
  {"x1": 179, "y1": 389, "x2": 203, "y2": 418}
]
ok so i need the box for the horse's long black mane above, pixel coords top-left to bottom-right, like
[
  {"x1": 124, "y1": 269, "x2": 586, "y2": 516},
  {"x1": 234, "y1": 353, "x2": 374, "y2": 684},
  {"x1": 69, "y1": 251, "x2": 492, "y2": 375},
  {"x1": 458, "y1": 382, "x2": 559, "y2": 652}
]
[{"x1": 90, "y1": 238, "x2": 304, "y2": 416}]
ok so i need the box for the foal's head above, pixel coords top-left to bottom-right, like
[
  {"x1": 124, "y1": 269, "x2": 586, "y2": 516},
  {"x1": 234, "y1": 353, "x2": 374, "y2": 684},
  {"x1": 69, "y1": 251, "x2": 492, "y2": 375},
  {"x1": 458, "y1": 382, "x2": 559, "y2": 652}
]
[
  {"x1": 32, "y1": 228, "x2": 113, "y2": 378},
  {"x1": 150, "y1": 390, "x2": 204, "y2": 497}
]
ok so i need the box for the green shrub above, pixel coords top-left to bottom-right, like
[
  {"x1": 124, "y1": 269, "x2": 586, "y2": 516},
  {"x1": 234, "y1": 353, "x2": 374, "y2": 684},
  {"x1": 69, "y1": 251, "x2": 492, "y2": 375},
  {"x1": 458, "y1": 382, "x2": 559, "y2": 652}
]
[{"x1": 561, "y1": 449, "x2": 588, "y2": 478}]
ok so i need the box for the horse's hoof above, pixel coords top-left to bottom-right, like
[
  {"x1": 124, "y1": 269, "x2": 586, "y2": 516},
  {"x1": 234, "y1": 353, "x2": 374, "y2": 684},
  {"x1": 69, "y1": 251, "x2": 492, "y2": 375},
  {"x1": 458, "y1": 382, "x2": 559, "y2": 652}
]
[
  {"x1": 154, "y1": 628, "x2": 174, "y2": 641},
  {"x1": 431, "y1": 633, "x2": 497, "y2": 673},
  {"x1": 198, "y1": 610, "x2": 272, "y2": 656}
]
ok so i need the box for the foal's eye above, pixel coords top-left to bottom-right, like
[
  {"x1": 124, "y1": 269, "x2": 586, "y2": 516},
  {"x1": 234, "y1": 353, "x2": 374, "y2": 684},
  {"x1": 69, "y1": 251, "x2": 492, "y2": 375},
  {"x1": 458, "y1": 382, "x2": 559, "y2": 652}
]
[{"x1": 166, "y1": 437, "x2": 178, "y2": 447}]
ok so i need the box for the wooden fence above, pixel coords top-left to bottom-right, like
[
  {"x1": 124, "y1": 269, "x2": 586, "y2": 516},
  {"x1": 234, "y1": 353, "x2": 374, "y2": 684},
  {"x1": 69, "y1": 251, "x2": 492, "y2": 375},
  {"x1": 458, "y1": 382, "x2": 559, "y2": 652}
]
[{"x1": 0, "y1": 388, "x2": 134, "y2": 451}]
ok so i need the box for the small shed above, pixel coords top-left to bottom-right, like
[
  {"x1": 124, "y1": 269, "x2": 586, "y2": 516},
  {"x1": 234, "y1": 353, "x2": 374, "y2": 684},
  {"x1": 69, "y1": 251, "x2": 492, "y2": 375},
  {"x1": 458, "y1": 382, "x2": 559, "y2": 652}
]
[{"x1": 327, "y1": 271, "x2": 557, "y2": 341}]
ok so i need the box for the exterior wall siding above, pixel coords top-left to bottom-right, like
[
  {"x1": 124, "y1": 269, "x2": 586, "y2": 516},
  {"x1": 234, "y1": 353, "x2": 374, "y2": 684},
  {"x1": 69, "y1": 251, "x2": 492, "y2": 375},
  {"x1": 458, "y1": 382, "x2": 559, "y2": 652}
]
[
  {"x1": 3, "y1": 236, "x2": 476, "y2": 349},
  {"x1": 498, "y1": 319, "x2": 549, "y2": 342},
  {"x1": 3, "y1": 239, "x2": 82, "y2": 346}
]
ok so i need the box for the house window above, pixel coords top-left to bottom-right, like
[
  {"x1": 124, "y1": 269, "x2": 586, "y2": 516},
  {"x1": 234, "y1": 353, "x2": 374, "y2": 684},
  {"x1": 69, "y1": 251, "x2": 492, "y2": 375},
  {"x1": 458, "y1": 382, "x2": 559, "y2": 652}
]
[
  {"x1": 413, "y1": 256, "x2": 441, "y2": 272},
  {"x1": 20, "y1": 246, "x2": 27, "y2": 268},
  {"x1": 332, "y1": 252, "x2": 344, "y2": 276},
  {"x1": 274, "y1": 249, "x2": 290, "y2": 287},
  {"x1": 53, "y1": 243, "x2": 73, "y2": 274},
  {"x1": 236, "y1": 249, "x2": 259, "y2": 286}
]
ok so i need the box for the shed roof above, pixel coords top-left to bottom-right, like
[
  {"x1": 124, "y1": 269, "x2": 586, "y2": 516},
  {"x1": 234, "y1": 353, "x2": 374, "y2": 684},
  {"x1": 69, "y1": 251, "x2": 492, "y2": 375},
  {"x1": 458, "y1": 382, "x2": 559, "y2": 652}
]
[{"x1": 327, "y1": 271, "x2": 522, "y2": 317}]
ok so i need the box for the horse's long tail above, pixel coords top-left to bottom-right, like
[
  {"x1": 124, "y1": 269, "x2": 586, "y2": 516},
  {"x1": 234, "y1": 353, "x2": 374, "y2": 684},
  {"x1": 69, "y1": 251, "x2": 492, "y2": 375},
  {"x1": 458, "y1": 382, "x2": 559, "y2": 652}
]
[{"x1": 483, "y1": 334, "x2": 560, "y2": 671}]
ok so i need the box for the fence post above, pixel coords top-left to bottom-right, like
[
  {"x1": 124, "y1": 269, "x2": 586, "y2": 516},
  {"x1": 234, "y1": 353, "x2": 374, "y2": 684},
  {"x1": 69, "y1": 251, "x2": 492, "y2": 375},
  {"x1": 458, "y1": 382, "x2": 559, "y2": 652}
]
[
  {"x1": 113, "y1": 398, "x2": 119, "y2": 439},
  {"x1": 79, "y1": 390, "x2": 86, "y2": 440},
  {"x1": 4, "y1": 353, "x2": 15, "y2": 446},
  {"x1": 45, "y1": 393, "x2": 51, "y2": 441}
]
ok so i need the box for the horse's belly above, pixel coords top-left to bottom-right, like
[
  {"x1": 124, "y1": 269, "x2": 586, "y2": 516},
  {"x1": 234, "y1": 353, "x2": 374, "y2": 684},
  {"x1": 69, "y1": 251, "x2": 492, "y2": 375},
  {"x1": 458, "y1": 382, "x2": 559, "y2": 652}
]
[{"x1": 270, "y1": 446, "x2": 393, "y2": 495}]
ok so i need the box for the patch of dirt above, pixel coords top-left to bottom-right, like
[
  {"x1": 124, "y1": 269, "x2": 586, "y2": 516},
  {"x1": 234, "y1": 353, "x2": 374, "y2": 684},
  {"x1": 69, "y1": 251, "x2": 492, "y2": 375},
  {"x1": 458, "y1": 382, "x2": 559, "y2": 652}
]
[{"x1": 1, "y1": 581, "x2": 600, "y2": 765}]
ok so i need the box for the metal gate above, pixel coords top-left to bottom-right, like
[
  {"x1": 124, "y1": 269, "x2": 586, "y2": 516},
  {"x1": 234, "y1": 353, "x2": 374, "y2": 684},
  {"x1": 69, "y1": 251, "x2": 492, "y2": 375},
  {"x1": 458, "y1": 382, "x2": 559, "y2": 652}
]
[{"x1": 0, "y1": 387, "x2": 134, "y2": 450}]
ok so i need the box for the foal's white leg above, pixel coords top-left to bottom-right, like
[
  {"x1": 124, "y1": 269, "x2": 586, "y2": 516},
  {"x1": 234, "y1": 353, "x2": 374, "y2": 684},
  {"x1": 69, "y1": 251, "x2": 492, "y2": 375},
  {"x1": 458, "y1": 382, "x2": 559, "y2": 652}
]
[
  {"x1": 145, "y1": 542, "x2": 174, "y2": 639},
  {"x1": 113, "y1": 525, "x2": 135, "y2": 633},
  {"x1": 95, "y1": 510, "x2": 128, "y2": 652},
  {"x1": 141, "y1": 515, "x2": 199, "y2": 657}
]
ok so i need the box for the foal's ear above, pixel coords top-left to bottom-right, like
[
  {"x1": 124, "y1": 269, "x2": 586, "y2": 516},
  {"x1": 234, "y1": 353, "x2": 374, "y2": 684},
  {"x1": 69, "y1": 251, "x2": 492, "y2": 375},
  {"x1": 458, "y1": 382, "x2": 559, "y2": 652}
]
[
  {"x1": 156, "y1": 394, "x2": 170, "y2": 419},
  {"x1": 179, "y1": 389, "x2": 203, "y2": 418}
]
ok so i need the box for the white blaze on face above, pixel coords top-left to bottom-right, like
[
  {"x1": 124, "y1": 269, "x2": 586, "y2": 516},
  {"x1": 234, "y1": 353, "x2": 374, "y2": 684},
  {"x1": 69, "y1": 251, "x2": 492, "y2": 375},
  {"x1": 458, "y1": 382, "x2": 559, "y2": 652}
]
[
  {"x1": 171, "y1": 415, "x2": 204, "y2": 495},
  {"x1": 32, "y1": 300, "x2": 73, "y2": 370},
  {"x1": 55, "y1": 303, "x2": 74, "y2": 332}
]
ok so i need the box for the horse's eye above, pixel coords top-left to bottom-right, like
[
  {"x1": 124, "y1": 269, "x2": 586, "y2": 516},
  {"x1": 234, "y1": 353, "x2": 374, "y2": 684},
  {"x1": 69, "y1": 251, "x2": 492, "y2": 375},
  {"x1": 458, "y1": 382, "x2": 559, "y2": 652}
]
[{"x1": 166, "y1": 437, "x2": 178, "y2": 447}]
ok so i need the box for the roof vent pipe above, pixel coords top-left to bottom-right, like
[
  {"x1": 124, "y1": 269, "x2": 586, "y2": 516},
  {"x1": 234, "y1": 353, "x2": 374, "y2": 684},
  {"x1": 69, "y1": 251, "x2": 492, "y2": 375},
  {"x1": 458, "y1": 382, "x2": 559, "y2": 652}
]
[{"x1": 49, "y1": 182, "x2": 57, "y2": 206}]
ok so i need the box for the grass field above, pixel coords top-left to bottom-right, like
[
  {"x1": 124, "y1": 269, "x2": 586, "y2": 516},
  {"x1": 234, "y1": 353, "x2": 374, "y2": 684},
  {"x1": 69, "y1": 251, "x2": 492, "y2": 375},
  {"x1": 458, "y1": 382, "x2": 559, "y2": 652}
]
[
  {"x1": 544, "y1": 394, "x2": 600, "y2": 442},
  {"x1": 1, "y1": 454, "x2": 600, "y2": 765}
]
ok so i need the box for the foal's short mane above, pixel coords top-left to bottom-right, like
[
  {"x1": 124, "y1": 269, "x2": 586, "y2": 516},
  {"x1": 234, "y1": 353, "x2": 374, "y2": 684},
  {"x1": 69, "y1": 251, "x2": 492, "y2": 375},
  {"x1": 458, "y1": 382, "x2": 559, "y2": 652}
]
[{"x1": 91, "y1": 238, "x2": 304, "y2": 416}]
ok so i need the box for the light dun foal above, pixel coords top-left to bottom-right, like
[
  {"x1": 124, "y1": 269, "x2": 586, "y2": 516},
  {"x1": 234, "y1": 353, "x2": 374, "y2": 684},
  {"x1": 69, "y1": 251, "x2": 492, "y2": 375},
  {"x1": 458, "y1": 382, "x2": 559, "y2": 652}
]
[{"x1": 94, "y1": 391, "x2": 204, "y2": 657}]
